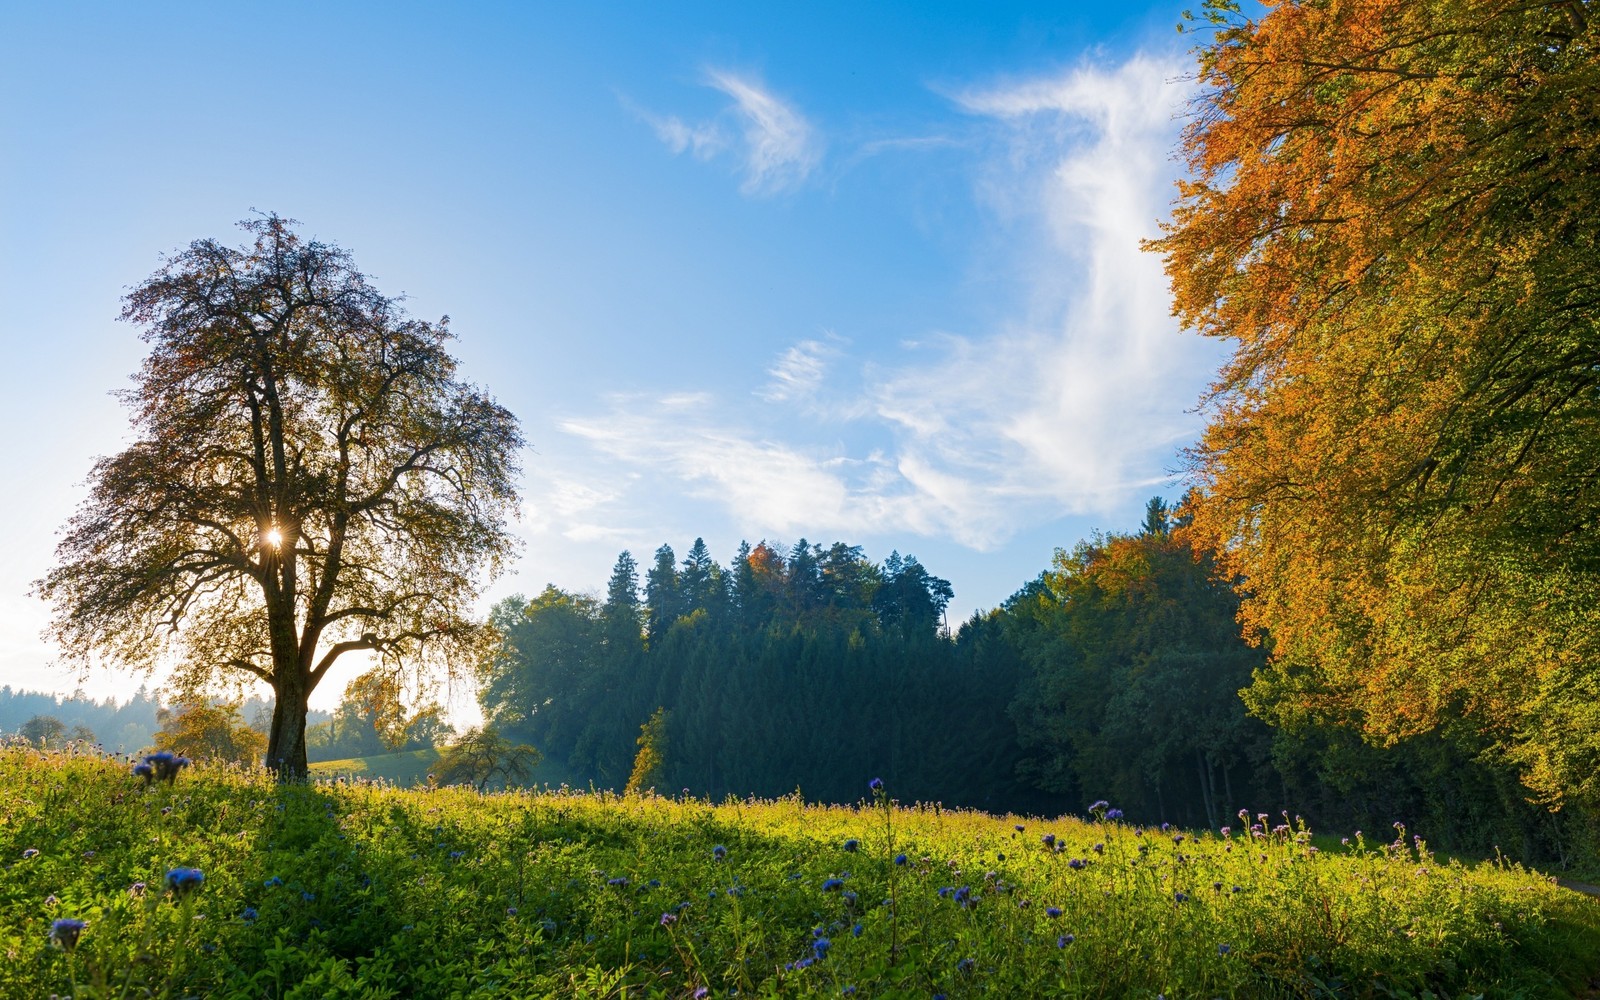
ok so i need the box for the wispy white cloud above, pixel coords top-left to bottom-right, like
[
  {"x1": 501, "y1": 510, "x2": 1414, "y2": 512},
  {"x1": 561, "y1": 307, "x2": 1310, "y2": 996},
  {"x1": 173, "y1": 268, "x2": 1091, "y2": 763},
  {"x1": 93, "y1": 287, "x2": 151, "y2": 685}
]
[
  {"x1": 633, "y1": 69, "x2": 822, "y2": 196},
  {"x1": 568, "y1": 52, "x2": 1216, "y2": 551},
  {"x1": 760, "y1": 335, "x2": 841, "y2": 403}
]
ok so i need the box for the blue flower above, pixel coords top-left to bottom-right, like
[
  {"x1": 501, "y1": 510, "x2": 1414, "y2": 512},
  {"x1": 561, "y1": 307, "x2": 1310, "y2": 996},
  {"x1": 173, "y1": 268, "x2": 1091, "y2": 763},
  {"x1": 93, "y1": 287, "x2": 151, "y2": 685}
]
[
  {"x1": 842, "y1": 839, "x2": 859, "y2": 853},
  {"x1": 893, "y1": 853, "x2": 907, "y2": 866},
  {"x1": 132, "y1": 763, "x2": 154, "y2": 784},
  {"x1": 1014, "y1": 824, "x2": 1025, "y2": 832},
  {"x1": 659, "y1": 912, "x2": 677, "y2": 926},
  {"x1": 241, "y1": 907, "x2": 258, "y2": 921},
  {"x1": 21, "y1": 848, "x2": 38, "y2": 859},
  {"x1": 607, "y1": 877, "x2": 629, "y2": 887},
  {"x1": 842, "y1": 890, "x2": 858, "y2": 906},
  {"x1": 712, "y1": 845, "x2": 727, "y2": 861},
  {"x1": 1106, "y1": 808, "x2": 1124, "y2": 820},
  {"x1": 822, "y1": 878, "x2": 844, "y2": 892},
  {"x1": 1088, "y1": 799, "x2": 1109, "y2": 814},
  {"x1": 1218, "y1": 943, "x2": 1231, "y2": 956},
  {"x1": 1058, "y1": 933, "x2": 1075, "y2": 947},
  {"x1": 842, "y1": 987, "x2": 857, "y2": 996},
  {"x1": 506, "y1": 906, "x2": 518, "y2": 916},
  {"x1": 49, "y1": 918, "x2": 86, "y2": 951},
  {"x1": 868, "y1": 778, "x2": 884, "y2": 794},
  {"x1": 1045, "y1": 906, "x2": 1062, "y2": 918},
  {"x1": 813, "y1": 936, "x2": 832, "y2": 958},
  {"x1": 165, "y1": 867, "x2": 204, "y2": 898},
  {"x1": 1174, "y1": 892, "x2": 1188, "y2": 903},
  {"x1": 301, "y1": 891, "x2": 315, "y2": 902},
  {"x1": 852, "y1": 922, "x2": 863, "y2": 937},
  {"x1": 1067, "y1": 858, "x2": 1086, "y2": 870},
  {"x1": 264, "y1": 876, "x2": 283, "y2": 887},
  {"x1": 956, "y1": 957, "x2": 975, "y2": 973}
]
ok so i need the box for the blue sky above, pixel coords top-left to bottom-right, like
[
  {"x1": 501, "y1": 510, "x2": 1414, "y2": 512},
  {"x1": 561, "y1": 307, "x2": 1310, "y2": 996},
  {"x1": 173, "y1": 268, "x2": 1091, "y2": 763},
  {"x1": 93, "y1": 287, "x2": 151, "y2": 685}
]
[{"x1": 1, "y1": 2, "x2": 1227, "y2": 713}]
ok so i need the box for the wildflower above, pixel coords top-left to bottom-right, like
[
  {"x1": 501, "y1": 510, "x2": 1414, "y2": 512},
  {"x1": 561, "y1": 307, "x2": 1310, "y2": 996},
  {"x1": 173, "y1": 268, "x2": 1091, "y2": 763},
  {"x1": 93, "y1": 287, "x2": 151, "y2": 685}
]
[
  {"x1": 1213, "y1": 881, "x2": 1223, "y2": 891},
  {"x1": 506, "y1": 906, "x2": 518, "y2": 916},
  {"x1": 301, "y1": 891, "x2": 315, "y2": 902},
  {"x1": 1015, "y1": 824, "x2": 1025, "y2": 832},
  {"x1": 1093, "y1": 843, "x2": 1104, "y2": 854},
  {"x1": 894, "y1": 853, "x2": 907, "y2": 865},
  {"x1": 1089, "y1": 800, "x2": 1109, "y2": 814},
  {"x1": 712, "y1": 845, "x2": 727, "y2": 861},
  {"x1": 1106, "y1": 808, "x2": 1124, "y2": 820},
  {"x1": 264, "y1": 876, "x2": 283, "y2": 888},
  {"x1": 143, "y1": 750, "x2": 189, "y2": 783},
  {"x1": 49, "y1": 918, "x2": 86, "y2": 951},
  {"x1": 165, "y1": 867, "x2": 204, "y2": 898},
  {"x1": 937, "y1": 886, "x2": 953, "y2": 898},
  {"x1": 1173, "y1": 835, "x2": 1185, "y2": 846},
  {"x1": 21, "y1": 848, "x2": 38, "y2": 859},
  {"x1": 843, "y1": 987, "x2": 857, "y2": 996},
  {"x1": 607, "y1": 877, "x2": 629, "y2": 887},
  {"x1": 852, "y1": 922, "x2": 863, "y2": 937},
  {"x1": 842, "y1": 839, "x2": 859, "y2": 853},
  {"x1": 842, "y1": 890, "x2": 858, "y2": 906},
  {"x1": 449, "y1": 850, "x2": 465, "y2": 860},
  {"x1": 694, "y1": 989, "x2": 709, "y2": 999},
  {"x1": 1045, "y1": 906, "x2": 1062, "y2": 918},
  {"x1": 133, "y1": 762, "x2": 154, "y2": 785},
  {"x1": 129, "y1": 882, "x2": 146, "y2": 897},
  {"x1": 1174, "y1": 891, "x2": 1188, "y2": 903},
  {"x1": 659, "y1": 912, "x2": 677, "y2": 926},
  {"x1": 648, "y1": 879, "x2": 661, "y2": 888},
  {"x1": 1041, "y1": 833, "x2": 1056, "y2": 848},
  {"x1": 1220, "y1": 826, "x2": 1231, "y2": 837},
  {"x1": 1341, "y1": 837, "x2": 1351, "y2": 847},
  {"x1": 868, "y1": 778, "x2": 884, "y2": 794},
  {"x1": 956, "y1": 958, "x2": 975, "y2": 973},
  {"x1": 241, "y1": 907, "x2": 258, "y2": 921},
  {"x1": 1067, "y1": 858, "x2": 1086, "y2": 870},
  {"x1": 822, "y1": 878, "x2": 844, "y2": 892},
  {"x1": 1057, "y1": 933, "x2": 1075, "y2": 947},
  {"x1": 1218, "y1": 943, "x2": 1231, "y2": 956},
  {"x1": 1160, "y1": 822, "x2": 1171, "y2": 833},
  {"x1": 813, "y1": 936, "x2": 832, "y2": 958}
]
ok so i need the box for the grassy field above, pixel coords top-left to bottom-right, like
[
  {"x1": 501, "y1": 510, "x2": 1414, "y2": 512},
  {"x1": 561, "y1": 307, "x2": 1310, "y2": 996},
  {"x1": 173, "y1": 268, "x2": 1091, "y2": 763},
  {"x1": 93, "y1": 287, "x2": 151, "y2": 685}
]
[
  {"x1": 3, "y1": 744, "x2": 1598, "y2": 998},
  {"x1": 308, "y1": 749, "x2": 439, "y2": 785}
]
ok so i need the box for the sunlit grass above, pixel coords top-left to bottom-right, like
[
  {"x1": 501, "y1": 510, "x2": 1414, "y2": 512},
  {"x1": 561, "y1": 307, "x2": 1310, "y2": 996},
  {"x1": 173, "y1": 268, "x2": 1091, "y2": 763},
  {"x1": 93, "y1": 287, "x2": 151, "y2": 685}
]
[{"x1": 3, "y1": 741, "x2": 1597, "y2": 998}]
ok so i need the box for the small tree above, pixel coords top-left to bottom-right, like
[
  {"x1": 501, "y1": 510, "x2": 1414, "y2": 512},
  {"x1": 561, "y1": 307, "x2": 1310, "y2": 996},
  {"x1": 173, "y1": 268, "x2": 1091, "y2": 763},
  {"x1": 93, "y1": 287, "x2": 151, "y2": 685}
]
[
  {"x1": 153, "y1": 701, "x2": 266, "y2": 765},
  {"x1": 434, "y1": 726, "x2": 541, "y2": 792},
  {"x1": 37, "y1": 216, "x2": 522, "y2": 780},
  {"x1": 19, "y1": 715, "x2": 66, "y2": 749},
  {"x1": 625, "y1": 707, "x2": 669, "y2": 795}
]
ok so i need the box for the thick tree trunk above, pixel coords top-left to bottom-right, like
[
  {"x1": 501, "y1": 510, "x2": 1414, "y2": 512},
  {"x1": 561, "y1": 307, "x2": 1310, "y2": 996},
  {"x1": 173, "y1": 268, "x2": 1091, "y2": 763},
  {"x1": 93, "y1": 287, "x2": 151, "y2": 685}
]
[{"x1": 266, "y1": 675, "x2": 310, "y2": 780}]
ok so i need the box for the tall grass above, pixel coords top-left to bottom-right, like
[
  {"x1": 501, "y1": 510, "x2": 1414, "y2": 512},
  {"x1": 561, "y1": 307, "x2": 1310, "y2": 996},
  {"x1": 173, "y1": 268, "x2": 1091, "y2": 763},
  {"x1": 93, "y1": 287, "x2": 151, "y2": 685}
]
[{"x1": 2, "y1": 742, "x2": 1596, "y2": 998}]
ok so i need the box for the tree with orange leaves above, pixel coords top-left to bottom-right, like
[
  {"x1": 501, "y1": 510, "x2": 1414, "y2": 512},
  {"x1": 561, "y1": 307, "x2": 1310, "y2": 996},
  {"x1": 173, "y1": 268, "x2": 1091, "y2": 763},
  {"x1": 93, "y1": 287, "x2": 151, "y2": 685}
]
[{"x1": 1153, "y1": 0, "x2": 1600, "y2": 808}]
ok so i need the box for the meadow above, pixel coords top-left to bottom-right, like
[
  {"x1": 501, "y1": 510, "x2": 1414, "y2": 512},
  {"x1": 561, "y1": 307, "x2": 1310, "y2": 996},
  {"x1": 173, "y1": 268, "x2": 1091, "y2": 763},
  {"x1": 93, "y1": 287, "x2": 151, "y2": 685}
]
[{"x1": 3, "y1": 744, "x2": 1598, "y2": 999}]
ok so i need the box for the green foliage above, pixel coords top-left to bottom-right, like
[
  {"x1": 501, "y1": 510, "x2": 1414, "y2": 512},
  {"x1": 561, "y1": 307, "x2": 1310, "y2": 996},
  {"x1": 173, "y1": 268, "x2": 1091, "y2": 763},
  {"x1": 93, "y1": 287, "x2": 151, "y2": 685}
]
[
  {"x1": 2, "y1": 747, "x2": 1597, "y2": 998},
  {"x1": 307, "y1": 749, "x2": 438, "y2": 786},
  {"x1": 1007, "y1": 523, "x2": 1273, "y2": 829},
  {"x1": 17, "y1": 714, "x2": 66, "y2": 749}
]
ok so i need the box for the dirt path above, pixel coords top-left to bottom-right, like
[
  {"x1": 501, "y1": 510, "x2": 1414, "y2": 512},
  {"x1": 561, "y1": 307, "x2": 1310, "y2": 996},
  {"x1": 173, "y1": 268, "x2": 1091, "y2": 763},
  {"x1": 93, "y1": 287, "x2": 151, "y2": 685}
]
[{"x1": 1557, "y1": 877, "x2": 1600, "y2": 898}]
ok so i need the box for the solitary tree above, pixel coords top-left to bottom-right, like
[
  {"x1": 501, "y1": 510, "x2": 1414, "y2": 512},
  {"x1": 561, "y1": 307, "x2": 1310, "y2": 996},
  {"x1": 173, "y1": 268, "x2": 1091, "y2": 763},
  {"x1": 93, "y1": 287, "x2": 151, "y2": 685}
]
[{"x1": 38, "y1": 215, "x2": 523, "y2": 780}]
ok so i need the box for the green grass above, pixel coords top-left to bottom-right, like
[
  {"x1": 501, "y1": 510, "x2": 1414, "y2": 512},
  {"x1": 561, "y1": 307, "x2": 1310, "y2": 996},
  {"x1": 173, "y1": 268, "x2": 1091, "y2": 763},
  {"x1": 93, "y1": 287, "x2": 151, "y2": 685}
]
[
  {"x1": 308, "y1": 749, "x2": 439, "y2": 785},
  {"x1": 3, "y1": 744, "x2": 1599, "y2": 998}
]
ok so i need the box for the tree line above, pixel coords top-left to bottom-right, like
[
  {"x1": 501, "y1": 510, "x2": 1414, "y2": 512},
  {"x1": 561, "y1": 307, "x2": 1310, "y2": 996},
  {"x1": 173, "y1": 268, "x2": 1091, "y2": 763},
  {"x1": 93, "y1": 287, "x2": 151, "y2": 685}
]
[{"x1": 479, "y1": 499, "x2": 1575, "y2": 859}]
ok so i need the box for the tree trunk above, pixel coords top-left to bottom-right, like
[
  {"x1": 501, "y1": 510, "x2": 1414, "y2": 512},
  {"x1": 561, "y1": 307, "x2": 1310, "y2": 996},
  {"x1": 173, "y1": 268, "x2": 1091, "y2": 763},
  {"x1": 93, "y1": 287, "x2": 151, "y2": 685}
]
[
  {"x1": 267, "y1": 676, "x2": 310, "y2": 780},
  {"x1": 1197, "y1": 747, "x2": 1218, "y2": 830}
]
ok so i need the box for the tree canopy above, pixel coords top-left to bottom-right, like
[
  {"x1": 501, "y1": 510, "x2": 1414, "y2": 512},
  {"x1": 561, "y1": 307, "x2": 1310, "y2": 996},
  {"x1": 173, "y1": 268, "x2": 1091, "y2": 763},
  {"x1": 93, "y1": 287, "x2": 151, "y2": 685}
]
[
  {"x1": 1152, "y1": 1, "x2": 1600, "y2": 806},
  {"x1": 38, "y1": 215, "x2": 522, "y2": 779}
]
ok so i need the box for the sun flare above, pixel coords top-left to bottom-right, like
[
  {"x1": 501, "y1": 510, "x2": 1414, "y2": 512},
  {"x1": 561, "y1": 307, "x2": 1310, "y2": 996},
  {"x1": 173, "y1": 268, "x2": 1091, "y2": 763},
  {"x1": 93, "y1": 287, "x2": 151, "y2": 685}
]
[{"x1": 263, "y1": 527, "x2": 282, "y2": 547}]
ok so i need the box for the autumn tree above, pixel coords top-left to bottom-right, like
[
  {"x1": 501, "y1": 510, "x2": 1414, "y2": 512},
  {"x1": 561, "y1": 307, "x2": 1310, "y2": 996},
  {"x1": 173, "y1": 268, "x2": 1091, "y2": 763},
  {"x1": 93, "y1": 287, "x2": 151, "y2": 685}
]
[
  {"x1": 38, "y1": 215, "x2": 522, "y2": 780},
  {"x1": 1152, "y1": 2, "x2": 1600, "y2": 805},
  {"x1": 153, "y1": 701, "x2": 267, "y2": 764}
]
